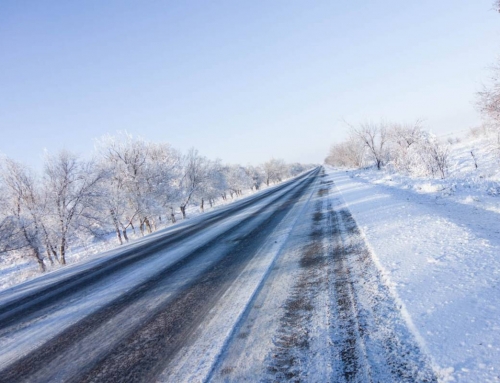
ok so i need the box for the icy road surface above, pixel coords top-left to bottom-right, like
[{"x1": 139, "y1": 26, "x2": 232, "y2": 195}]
[{"x1": 0, "y1": 167, "x2": 439, "y2": 382}]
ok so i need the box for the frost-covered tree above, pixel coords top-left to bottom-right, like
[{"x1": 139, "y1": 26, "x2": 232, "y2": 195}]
[
  {"x1": 199, "y1": 160, "x2": 227, "y2": 211},
  {"x1": 224, "y1": 165, "x2": 252, "y2": 198},
  {"x1": 477, "y1": 63, "x2": 500, "y2": 127},
  {"x1": 43, "y1": 151, "x2": 105, "y2": 264},
  {"x1": 263, "y1": 159, "x2": 288, "y2": 186},
  {"x1": 387, "y1": 121, "x2": 425, "y2": 173},
  {"x1": 0, "y1": 159, "x2": 52, "y2": 270},
  {"x1": 418, "y1": 133, "x2": 450, "y2": 179},
  {"x1": 326, "y1": 121, "x2": 450, "y2": 179},
  {"x1": 245, "y1": 165, "x2": 265, "y2": 190},
  {"x1": 352, "y1": 122, "x2": 388, "y2": 170},
  {"x1": 288, "y1": 163, "x2": 307, "y2": 177},
  {"x1": 325, "y1": 135, "x2": 365, "y2": 168},
  {"x1": 146, "y1": 142, "x2": 182, "y2": 224},
  {"x1": 0, "y1": 180, "x2": 33, "y2": 262},
  {"x1": 477, "y1": 63, "x2": 500, "y2": 152},
  {"x1": 178, "y1": 148, "x2": 211, "y2": 219},
  {"x1": 96, "y1": 134, "x2": 153, "y2": 239}
]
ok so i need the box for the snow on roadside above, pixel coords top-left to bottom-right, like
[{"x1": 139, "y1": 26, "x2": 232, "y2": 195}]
[
  {"x1": 327, "y1": 166, "x2": 500, "y2": 383},
  {"x1": 357, "y1": 134, "x2": 500, "y2": 215}
]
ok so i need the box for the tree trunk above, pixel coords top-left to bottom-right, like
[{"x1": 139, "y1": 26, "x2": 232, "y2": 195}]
[
  {"x1": 115, "y1": 227, "x2": 123, "y2": 245},
  {"x1": 50, "y1": 244, "x2": 60, "y2": 264},
  {"x1": 200, "y1": 198, "x2": 204, "y2": 212},
  {"x1": 180, "y1": 205, "x2": 186, "y2": 219},
  {"x1": 111, "y1": 210, "x2": 123, "y2": 245},
  {"x1": 139, "y1": 219, "x2": 145, "y2": 236},
  {"x1": 43, "y1": 227, "x2": 59, "y2": 263},
  {"x1": 122, "y1": 228, "x2": 129, "y2": 242},
  {"x1": 60, "y1": 237, "x2": 66, "y2": 265},
  {"x1": 170, "y1": 207, "x2": 176, "y2": 223},
  {"x1": 144, "y1": 217, "x2": 152, "y2": 233},
  {"x1": 45, "y1": 249, "x2": 55, "y2": 265},
  {"x1": 34, "y1": 249, "x2": 46, "y2": 272}
]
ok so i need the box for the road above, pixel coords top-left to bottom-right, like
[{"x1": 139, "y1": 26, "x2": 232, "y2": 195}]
[{"x1": 0, "y1": 167, "x2": 437, "y2": 382}]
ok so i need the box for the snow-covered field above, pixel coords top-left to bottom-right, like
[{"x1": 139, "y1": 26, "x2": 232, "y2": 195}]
[{"x1": 326, "y1": 134, "x2": 500, "y2": 382}]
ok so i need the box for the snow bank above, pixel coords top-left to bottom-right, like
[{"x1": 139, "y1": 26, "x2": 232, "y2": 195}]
[{"x1": 327, "y1": 164, "x2": 500, "y2": 383}]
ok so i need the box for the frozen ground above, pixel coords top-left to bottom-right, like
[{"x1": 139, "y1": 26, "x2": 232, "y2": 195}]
[{"x1": 328, "y1": 153, "x2": 500, "y2": 382}]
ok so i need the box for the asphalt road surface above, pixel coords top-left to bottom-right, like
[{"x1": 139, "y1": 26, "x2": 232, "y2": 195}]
[{"x1": 0, "y1": 167, "x2": 437, "y2": 382}]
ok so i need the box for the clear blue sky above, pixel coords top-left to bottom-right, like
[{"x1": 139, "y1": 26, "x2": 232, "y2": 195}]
[{"x1": 0, "y1": 1, "x2": 499, "y2": 167}]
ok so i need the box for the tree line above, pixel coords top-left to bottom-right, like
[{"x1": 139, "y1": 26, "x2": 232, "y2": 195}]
[
  {"x1": 325, "y1": 121, "x2": 451, "y2": 179},
  {"x1": 0, "y1": 133, "x2": 313, "y2": 271}
]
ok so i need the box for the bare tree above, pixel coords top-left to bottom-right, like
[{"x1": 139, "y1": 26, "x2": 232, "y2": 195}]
[
  {"x1": 262, "y1": 159, "x2": 288, "y2": 186},
  {"x1": 0, "y1": 159, "x2": 48, "y2": 271},
  {"x1": 44, "y1": 151, "x2": 105, "y2": 264},
  {"x1": 351, "y1": 122, "x2": 388, "y2": 170},
  {"x1": 477, "y1": 63, "x2": 500, "y2": 154},
  {"x1": 477, "y1": 63, "x2": 500, "y2": 127},
  {"x1": 415, "y1": 133, "x2": 450, "y2": 179},
  {"x1": 387, "y1": 121, "x2": 425, "y2": 173},
  {"x1": 178, "y1": 149, "x2": 210, "y2": 219},
  {"x1": 198, "y1": 160, "x2": 226, "y2": 210},
  {"x1": 146, "y1": 142, "x2": 182, "y2": 225},
  {"x1": 325, "y1": 135, "x2": 365, "y2": 168},
  {"x1": 224, "y1": 165, "x2": 252, "y2": 199},
  {"x1": 245, "y1": 165, "x2": 265, "y2": 190},
  {"x1": 0, "y1": 191, "x2": 30, "y2": 258},
  {"x1": 96, "y1": 134, "x2": 152, "y2": 239}
]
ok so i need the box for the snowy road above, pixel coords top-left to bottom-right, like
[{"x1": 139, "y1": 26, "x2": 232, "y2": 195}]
[{"x1": 0, "y1": 167, "x2": 438, "y2": 382}]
